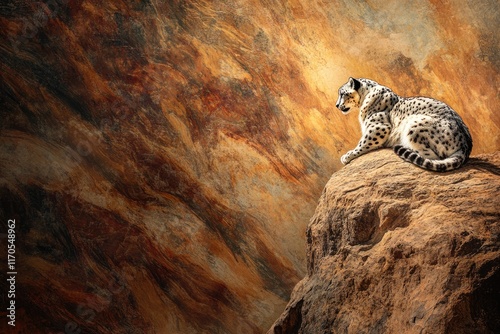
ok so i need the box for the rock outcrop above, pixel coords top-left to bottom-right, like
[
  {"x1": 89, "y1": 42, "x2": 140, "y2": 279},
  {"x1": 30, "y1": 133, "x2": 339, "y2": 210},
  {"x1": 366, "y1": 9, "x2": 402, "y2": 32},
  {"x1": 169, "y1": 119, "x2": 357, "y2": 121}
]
[{"x1": 269, "y1": 150, "x2": 500, "y2": 334}]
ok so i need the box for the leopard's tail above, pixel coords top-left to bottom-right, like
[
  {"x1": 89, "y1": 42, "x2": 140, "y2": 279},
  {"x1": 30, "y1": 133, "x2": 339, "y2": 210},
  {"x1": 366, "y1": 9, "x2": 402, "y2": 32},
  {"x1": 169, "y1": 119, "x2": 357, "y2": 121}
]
[{"x1": 393, "y1": 146, "x2": 468, "y2": 172}]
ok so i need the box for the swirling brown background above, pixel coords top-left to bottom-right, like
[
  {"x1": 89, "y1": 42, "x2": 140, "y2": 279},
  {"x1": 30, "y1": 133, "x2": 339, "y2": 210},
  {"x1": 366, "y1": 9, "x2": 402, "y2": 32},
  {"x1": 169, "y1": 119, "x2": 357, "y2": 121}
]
[{"x1": 1, "y1": 0, "x2": 498, "y2": 333}]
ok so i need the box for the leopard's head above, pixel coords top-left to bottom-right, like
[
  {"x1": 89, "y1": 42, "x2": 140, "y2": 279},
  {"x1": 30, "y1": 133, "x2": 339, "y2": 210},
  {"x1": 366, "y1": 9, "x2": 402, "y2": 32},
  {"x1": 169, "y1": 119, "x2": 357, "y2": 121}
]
[{"x1": 336, "y1": 77, "x2": 362, "y2": 114}]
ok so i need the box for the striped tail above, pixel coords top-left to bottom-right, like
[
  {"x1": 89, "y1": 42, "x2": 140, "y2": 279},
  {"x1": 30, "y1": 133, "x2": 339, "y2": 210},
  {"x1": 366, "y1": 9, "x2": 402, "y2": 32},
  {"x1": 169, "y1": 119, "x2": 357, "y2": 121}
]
[{"x1": 393, "y1": 146, "x2": 467, "y2": 172}]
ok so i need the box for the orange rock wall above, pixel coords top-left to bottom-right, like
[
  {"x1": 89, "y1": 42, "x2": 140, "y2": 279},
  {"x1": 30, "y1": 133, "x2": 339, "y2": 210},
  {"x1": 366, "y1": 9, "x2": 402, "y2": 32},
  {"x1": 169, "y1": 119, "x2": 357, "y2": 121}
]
[{"x1": 0, "y1": 0, "x2": 498, "y2": 333}]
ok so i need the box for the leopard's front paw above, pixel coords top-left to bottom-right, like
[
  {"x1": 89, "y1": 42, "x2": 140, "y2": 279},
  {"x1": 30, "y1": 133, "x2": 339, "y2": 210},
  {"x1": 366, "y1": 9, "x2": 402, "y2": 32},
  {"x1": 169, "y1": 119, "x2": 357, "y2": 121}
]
[{"x1": 341, "y1": 152, "x2": 353, "y2": 165}]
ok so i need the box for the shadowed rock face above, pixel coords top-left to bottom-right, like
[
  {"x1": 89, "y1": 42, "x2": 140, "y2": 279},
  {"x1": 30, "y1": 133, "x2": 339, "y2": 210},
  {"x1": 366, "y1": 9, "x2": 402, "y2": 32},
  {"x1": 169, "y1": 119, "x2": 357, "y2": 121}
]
[
  {"x1": 269, "y1": 150, "x2": 500, "y2": 334},
  {"x1": 0, "y1": 0, "x2": 498, "y2": 333}
]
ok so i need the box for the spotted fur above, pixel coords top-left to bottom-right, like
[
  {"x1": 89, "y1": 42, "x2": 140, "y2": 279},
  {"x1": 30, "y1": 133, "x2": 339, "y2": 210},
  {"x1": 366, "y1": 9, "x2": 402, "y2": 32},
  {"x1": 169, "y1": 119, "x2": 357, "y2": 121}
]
[{"x1": 336, "y1": 77, "x2": 472, "y2": 172}]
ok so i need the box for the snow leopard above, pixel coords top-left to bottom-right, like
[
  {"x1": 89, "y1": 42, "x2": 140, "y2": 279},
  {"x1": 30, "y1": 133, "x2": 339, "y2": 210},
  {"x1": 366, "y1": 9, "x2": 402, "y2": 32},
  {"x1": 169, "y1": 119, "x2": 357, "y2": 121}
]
[{"x1": 336, "y1": 77, "x2": 472, "y2": 172}]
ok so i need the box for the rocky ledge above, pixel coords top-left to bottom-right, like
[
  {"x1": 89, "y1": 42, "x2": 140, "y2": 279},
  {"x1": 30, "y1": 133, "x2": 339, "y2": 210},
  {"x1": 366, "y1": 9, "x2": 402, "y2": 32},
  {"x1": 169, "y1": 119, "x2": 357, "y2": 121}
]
[{"x1": 269, "y1": 150, "x2": 500, "y2": 334}]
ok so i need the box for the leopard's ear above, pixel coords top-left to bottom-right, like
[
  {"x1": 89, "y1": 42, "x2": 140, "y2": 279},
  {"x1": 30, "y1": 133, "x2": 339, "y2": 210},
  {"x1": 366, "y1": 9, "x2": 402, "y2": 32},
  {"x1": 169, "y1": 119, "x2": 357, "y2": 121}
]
[{"x1": 349, "y1": 77, "x2": 361, "y2": 91}]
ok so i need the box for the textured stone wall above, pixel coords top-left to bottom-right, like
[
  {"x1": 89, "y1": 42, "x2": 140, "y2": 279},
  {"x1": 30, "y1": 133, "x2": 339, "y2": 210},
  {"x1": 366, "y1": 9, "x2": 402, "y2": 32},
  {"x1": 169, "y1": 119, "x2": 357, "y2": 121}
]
[{"x1": 0, "y1": 0, "x2": 498, "y2": 333}]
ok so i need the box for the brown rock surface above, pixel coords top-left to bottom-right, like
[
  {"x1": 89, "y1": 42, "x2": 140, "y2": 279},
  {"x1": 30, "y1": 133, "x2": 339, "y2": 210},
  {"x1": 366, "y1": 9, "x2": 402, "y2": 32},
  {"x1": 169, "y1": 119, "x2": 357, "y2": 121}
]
[
  {"x1": 269, "y1": 150, "x2": 500, "y2": 334},
  {"x1": 0, "y1": 0, "x2": 499, "y2": 333}
]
